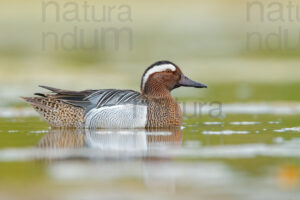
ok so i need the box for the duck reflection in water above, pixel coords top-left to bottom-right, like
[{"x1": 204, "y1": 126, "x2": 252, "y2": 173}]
[
  {"x1": 37, "y1": 128, "x2": 182, "y2": 192},
  {"x1": 37, "y1": 128, "x2": 182, "y2": 153}
]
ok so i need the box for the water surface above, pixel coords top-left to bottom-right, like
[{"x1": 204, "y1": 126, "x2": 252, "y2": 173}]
[{"x1": 0, "y1": 112, "x2": 299, "y2": 200}]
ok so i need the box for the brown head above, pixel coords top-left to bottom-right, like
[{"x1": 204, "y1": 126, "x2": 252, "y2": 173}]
[{"x1": 141, "y1": 61, "x2": 207, "y2": 97}]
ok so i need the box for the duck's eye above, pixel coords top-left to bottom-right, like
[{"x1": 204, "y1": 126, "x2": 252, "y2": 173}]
[{"x1": 166, "y1": 69, "x2": 172, "y2": 73}]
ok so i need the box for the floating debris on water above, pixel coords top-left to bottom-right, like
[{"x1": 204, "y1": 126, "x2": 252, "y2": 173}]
[
  {"x1": 8, "y1": 130, "x2": 19, "y2": 133},
  {"x1": 277, "y1": 164, "x2": 300, "y2": 189},
  {"x1": 273, "y1": 127, "x2": 300, "y2": 133},
  {"x1": 203, "y1": 122, "x2": 224, "y2": 125},
  {"x1": 268, "y1": 121, "x2": 281, "y2": 124},
  {"x1": 202, "y1": 130, "x2": 249, "y2": 135},
  {"x1": 29, "y1": 130, "x2": 49, "y2": 134},
  {"x1": 230, "y1": 121, "x2": 261, "y2": 125}
]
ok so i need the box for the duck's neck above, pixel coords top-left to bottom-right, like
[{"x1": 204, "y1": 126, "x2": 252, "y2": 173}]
[{"x1": 142, "y1": 81, "x2": 172, "y2": 98}]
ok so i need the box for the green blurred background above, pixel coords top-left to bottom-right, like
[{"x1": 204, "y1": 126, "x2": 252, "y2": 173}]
[
  {"x1": 0, "y1": 1, "x2": 300, "y2": 199},
  {"x1": 0, "y1": 0, "x2": 299, "y2": 106}
]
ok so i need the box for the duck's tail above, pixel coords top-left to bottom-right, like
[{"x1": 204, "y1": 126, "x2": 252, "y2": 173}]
[{"x1": 21, "y1": 86, "x2": 88, "y2": 128}]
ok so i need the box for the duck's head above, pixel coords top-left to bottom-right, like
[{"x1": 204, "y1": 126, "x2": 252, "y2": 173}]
[{"x1": 141, "y1": 61, "x2": 207, "y2": 96}]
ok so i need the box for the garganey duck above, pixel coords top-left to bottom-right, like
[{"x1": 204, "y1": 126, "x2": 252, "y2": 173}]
[{"x1": 22, "y1": 61, "x2": 207, "y2": 128}]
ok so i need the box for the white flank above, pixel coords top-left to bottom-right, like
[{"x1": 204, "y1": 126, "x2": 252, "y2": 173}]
[
  {"x1": 142, "y1": 64, "x2": 176, "y2": 89},
  {"x1": 85, "y1": 105, "x2": 147, "y2": 128}
]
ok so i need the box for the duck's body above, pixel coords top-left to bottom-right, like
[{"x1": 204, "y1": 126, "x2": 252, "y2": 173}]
[{"x1": 22, "y1": 61, "x2": 206, "y2": 128}]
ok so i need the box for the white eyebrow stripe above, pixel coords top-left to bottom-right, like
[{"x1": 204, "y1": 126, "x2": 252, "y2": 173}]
[{"x1": 142, "y1": 64, "x2": 176, "y2": 89}]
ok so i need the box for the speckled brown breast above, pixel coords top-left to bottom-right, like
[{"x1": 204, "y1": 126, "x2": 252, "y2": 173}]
[{"x1": 145, "y1": 96, "x2": 182, "y2": 128}]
